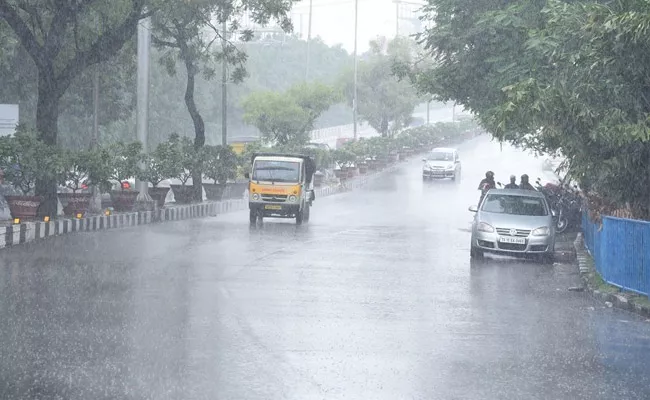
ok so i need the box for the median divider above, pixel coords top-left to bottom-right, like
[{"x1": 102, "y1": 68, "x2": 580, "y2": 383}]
[{"x1": 0, "y1": 161, "x2": 400, "y2": 250}]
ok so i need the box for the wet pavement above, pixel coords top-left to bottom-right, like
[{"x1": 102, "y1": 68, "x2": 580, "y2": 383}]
[{"x1": 1, "y1": 136, "x2": 650, "y2": 399}]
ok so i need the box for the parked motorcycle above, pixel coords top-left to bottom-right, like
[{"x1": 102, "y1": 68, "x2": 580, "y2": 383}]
[{"x1": 535, "y1": 178, "x2": 581, "y2": 233}]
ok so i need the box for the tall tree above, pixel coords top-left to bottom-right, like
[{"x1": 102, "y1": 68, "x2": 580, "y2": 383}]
[
  {"x1": 0, "y1": 0, "x2": 147, "y2": 215},
  {"x1": 151, "y1": 0, "x2": 294, "y2": 200},
  {"x1": 243, "y1": 82, "x2": 339, "y2": 145},
  {"x1": 415, "y1": 0, "x2": 650, "y2": 217},
  {"x1": 341, "y1": 36, "x2": 421, "y2": 137}
]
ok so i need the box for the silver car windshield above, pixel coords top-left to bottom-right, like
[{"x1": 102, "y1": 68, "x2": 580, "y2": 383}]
[
  {"x1": 481, "y1": 194, "x2": 548, "y2": 216},
  {"x1": 427, "y1": 152, "x2": 454, "y2": 161}
]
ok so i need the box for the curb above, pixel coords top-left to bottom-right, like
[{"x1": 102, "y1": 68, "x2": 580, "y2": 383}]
[
  {"x1": 573, "y1": 233, "x2": 650, "y2": 319},
  {"x1": 0, "y1": 162, "x2": 400, "y2": 251}
]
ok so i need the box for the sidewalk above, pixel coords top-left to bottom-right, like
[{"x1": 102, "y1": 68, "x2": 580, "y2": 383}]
[{"x1": 574, "y1": 233, "x2": 650, "y2": 319}]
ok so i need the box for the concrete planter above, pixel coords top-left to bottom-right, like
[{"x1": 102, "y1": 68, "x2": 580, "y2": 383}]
[
  {"x1": 223, "y1": 182, "x2": 248, "y2": 200},
  {"x1": 314, "y1": 173, "x2": 325, "y2": 187},
  {"x1": 149, "y1": 187, "x2": 170, "y2": 208},
  {"x1": 203, "y1": 183, "x2": 226, "y2": 201},
  {"x1": 358, "y1": 164, "x2": 369, "y2": 174},
  {"x1": 171, "y1": 185, "x2": 195, "y2": 204},
  {"x1": 110, "y1": 190, "x2": 139, "y2": 212},
  {"x1": 5, "y1": 195, "x2": 42, "y2": 219},
  {"x1": 58, "y1": 192, "x2": 92, "y2": 216}
]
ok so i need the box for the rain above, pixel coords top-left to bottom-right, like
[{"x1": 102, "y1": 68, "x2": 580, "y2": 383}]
[{"x1": 1, "y1": 1, "x2": 650, "y2": 399}]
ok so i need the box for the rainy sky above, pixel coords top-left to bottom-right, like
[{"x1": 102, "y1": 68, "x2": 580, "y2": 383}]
[{"x1": 289, "y1": 0, "x2": 419, "y2": 52}]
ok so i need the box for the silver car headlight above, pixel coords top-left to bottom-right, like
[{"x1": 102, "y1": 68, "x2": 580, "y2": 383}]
[
  {"x1": 252, "y1": 193, "x2": 260, "y2": 201},
  {"x1": 288, "y1": 195, "x2": 297, "y2": 202},
  {"x1": 478, "y1": 222, "x2": 494, "y2": 233},
  {"x1": 532, "y1": 226, "x2": 550, "y2": 236}
]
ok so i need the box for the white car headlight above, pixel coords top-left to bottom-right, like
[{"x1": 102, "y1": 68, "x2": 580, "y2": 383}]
[
  {"x1": 446, "y1": 164, "x2": 454, "y2": 170},
  {"x1": 532, "y1": 226, "x2": 550, "y2": 236},
  {"x1": 252, "y1": 193, "x2": 259, "y2": 201},
  {"x1": 478, "y1": 222, "x2": 494, "y2": 233},
  {"x1": 288, "y1": 195, "x2": 297, "y2": 202}
]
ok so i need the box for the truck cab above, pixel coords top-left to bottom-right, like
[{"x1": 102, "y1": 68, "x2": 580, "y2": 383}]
[{"x1": 246, "y1": 153, "x2": 316, "y2": 225}]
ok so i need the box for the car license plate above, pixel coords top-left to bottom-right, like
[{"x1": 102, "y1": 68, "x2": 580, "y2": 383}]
[
  {"x1": 264, "y1": 205, "x2": 282, "y2": 210},
  {"x1": 499, "y1": 236, "x2": 526, "y2": 245}
]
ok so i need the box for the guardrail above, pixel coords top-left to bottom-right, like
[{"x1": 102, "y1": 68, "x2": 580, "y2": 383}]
[
  {"x1": 582, "y1": 212, "x2": 650, "y2": 297},
  {"x1": 309, "y1": 122, "x2": 373, "y2": 141}
]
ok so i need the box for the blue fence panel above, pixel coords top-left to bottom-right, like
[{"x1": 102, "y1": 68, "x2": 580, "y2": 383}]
[{"x1": 582, "y1": 212, "x2": 650, "y2": 297}]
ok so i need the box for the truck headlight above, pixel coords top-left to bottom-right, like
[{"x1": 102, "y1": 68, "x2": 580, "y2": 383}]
[
  {"x1": 288, "y1": 195, "x2": 297, "y2": 202},
  {"x1": 478, "y1": 222, "x2": 494, "y2": 233},
  {"x1": 532, "y1": 226, "x2": 550, "y2": 236},
  {"x1": 252, "y1": 193, "x2": 259, "y2": 201}
]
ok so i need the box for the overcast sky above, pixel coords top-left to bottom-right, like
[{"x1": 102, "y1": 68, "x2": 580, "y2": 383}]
[{"x1": 289, "y1": 0, "x2": 425, "y2": 53}]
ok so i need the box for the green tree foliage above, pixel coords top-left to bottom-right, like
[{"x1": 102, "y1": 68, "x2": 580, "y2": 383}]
[
  {"x1": 341, "y1": 36, "x2": 421, "y2": 137},
  {"x1": 0, "y1": 0, "x2": 146, "y2": 214},
  {"x1": 203, "y1": 144, "x2": 238, "y2": 185},
  {"x1": 0, "y1": 0, "x2": 146, "y2": 145},
  {"x1": 416, "y1": 0, "x2": 650, "y2": 218},
  {"x1": 152, "y1": 0, "x2": 294, "y2": 147},
  {"x1": 144, "y1": 34, "x2": 353, "y2": 146},
  {"x1": 151, "y1": 0, "x2": 294, "y2": 201},
  {"x1": 242, "y1": 82, "x2": 339, "y2": 145}
]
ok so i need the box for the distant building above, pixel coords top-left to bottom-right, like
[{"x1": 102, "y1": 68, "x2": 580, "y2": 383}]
[{"x1": 228, "y1": 135, "x2": 260, "y2": 155}]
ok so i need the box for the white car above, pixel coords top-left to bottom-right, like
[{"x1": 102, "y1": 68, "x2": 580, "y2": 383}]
[{"x1": 422, "y1": 147, "x2": 461, "y2": 181}]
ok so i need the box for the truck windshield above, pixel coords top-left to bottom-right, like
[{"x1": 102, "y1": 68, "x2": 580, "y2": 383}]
[{"x1": 252, "y1": 160, "x2": 301, "y2": 183}]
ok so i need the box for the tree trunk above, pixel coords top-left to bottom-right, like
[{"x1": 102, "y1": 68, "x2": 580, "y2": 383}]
[
  {"x1": 380, "y1": 116, "x2": 389, "y2": 137},
  {"x1": 183, "y1": 58, "x2": 205, "y2": 203},
  {"x1": 35, "y1": 72, "x2": 61, "y2": 217}
]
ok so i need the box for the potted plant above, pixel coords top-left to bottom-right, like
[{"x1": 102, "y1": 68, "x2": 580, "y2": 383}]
[
  {"x1": 347, "y1": 140, "x2": 369, "y2": 174},
  {"x1": 332, "y1": 149, "x2": 356, "y2": 180},
  {"x1": 0, "y1": 129, "x2": 63, "y2": 219},
  {"x1": 58, "y1": 149, "x2": 96, "y2": 216},
  {"x1": 108, "y1": 141, "x2": 143, "y2": 211},
  {"x1": 203, "y1": 145, "x2": 238, "y2": 201},
  {"x1": 168, "y1": 135, "x2": 204, "y2": 204},
  {"x1": 139, "y1": 139, "x2": 181, "y2": 208}
]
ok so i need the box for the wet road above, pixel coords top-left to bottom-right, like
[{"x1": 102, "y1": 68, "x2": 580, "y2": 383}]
[{"x1": 1, "y1": 136, "x2": 650, "y2": 399}]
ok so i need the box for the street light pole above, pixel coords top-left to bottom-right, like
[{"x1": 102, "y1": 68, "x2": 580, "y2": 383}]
[
  {"x1": 222, "y1": 18, "x2": 228, "y2": 146},
  {"x1": 395, "y1": 1, "x2": 399, "y2": 37},
  {"x1": 306, "y1": 0, "x2": 313, "y2": 81},
  {"x1": 90, "y1": 14, "x2": 102, "y2": 213},
  {"x1": 352, "y1": 0, "x2": 359, "y2": 140},
  {"x1": 135, "y1": 14, "x2": 152, "y2": 203}
]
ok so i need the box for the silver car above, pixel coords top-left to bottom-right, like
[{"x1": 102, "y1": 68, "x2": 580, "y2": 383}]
[
  {"x1": 469, "y1": 189, "x2": 556, "y2": 262},
  {"x1": 422, "y1": 147, "x2": 461, "y2": 181}
]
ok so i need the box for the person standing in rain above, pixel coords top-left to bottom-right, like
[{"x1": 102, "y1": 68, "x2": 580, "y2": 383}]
[
  {"x1": 519, "y1": 174, "x2": 536, "y2": 190},
  {"x1": 504, "y1": 175, "x2": 519, "y2": 189}
]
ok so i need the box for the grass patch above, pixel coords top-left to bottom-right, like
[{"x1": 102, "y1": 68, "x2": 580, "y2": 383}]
[{"x1": 591, "y1": 272, "x2": 619, "y2": 294}]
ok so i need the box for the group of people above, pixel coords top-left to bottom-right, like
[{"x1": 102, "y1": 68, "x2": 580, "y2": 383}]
[
  {"x1": 478, "y1": 171, "x2": 536, "y2": 192},
  {"x1": 477, "y1": 171, "x2": 537, "y2": 204}
]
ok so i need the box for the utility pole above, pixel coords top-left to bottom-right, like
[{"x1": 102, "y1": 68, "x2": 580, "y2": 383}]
[
  {"x1": 92, "y1": 68, "x2": 99, "y2": 147},
  {"x1": 221, "y1": 18, "x2": 228, "y2": 146},
  {"x1": 353, "y1": 0, "x2": 359, "y2": 140},
  {"x1": 426, "y1": 99, "x2": 431, "y2": 125},
  {"x1": 90, "y1": 14, "x2": 102, "y2": 213},
  {"x1": 135, "y1": 14, "x2": 152, "y2": 203},
  {"x1": 395, "y1": 0, "x2": 400, "y2": 37},
  {"x1": 305, "y1": 0, "x2": 313, "y2": 81}
]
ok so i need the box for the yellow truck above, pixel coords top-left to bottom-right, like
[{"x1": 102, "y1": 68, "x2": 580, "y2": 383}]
[{"x1": 245, "y1": 153, "x2": 316, "y2": 225}]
